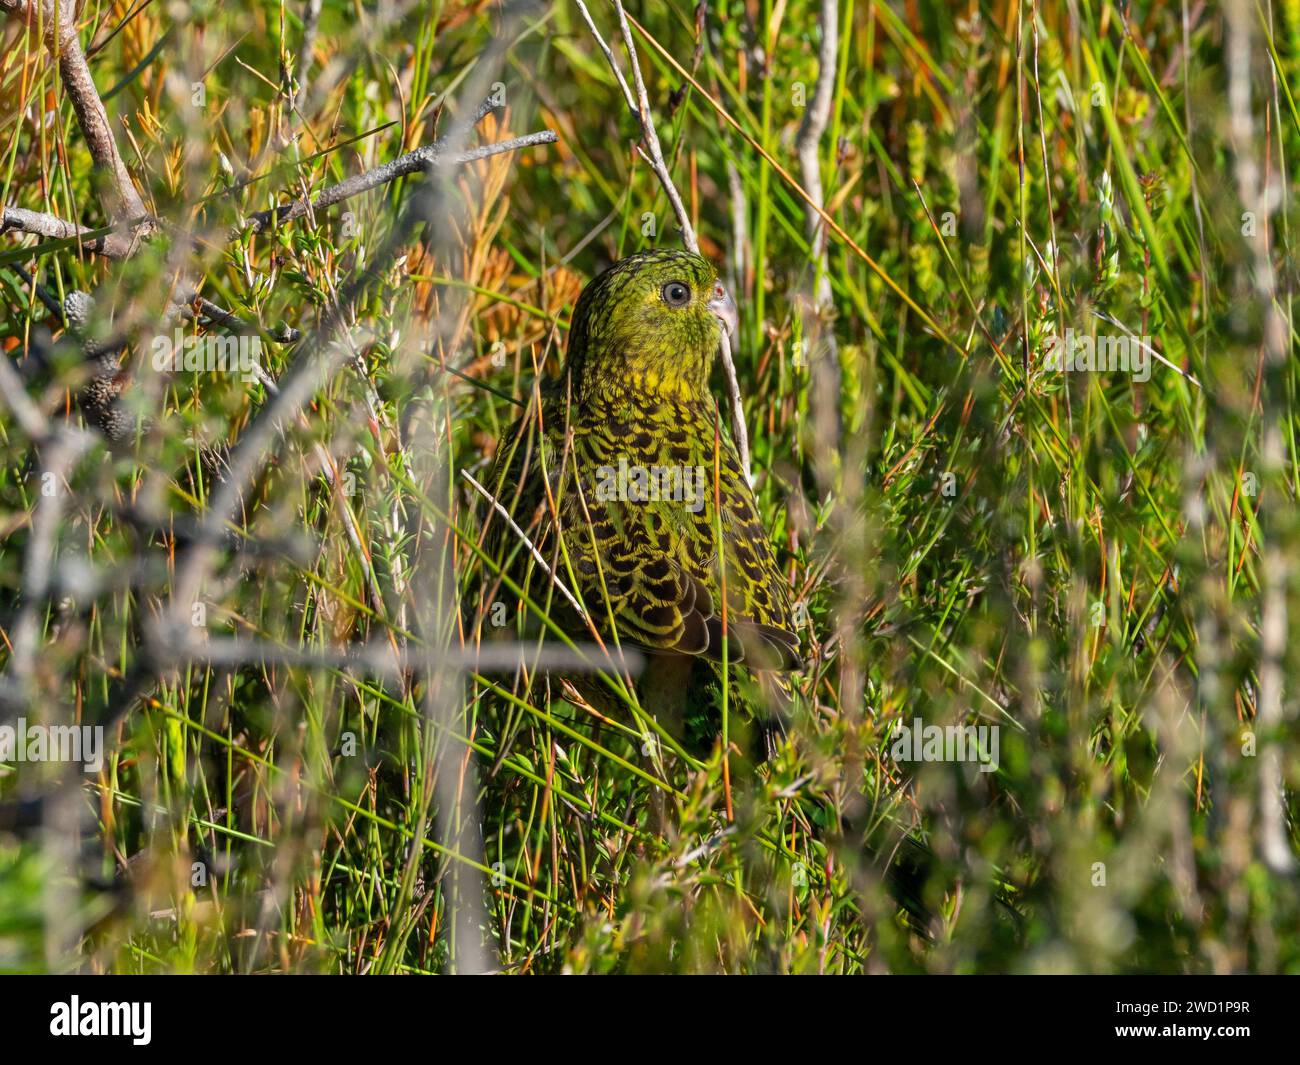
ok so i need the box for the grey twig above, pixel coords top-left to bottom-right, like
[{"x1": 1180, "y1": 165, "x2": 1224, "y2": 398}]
[
  {"x1": 153, "y1": 634, "x2": 640, "y2": 677},
  {"x1": 794, "y1": 0, "x2": 841, "y2": 487},
  {"x1": 186, "y1": 296, "x2": 302, "y2": 344},
  {"x1": 795, "y1": 0, "x2": 838, "y2": 314},
  {"x1": 1225, "y1": 0, "x2": 1295, "y2": 876},
  {"x1": 0, "y1": 346, "x2": 51, "y2": 440},
  {"x1": 1, "y1": 133, "x2": 558, "y2": 259},
  {"x1": 1, "y1": 0, "x2": 155, "y2": 255},
  {"x1": 0, "y1": 205, "x2": 139, "y2": 258},
  {"x1": 244, "y1": 130, "x2": 557, "y2": 235},
  {"x1": 725, "y1": 159, "x2": 750, "y2": 301},
  {"x1": 8, "y1": 427, "x2": 95, "y2": 699},
  {"x1": 612, "y1": 1, "x2": 695, "y2": 246},
  {"x1": 573, "y1": 0, "x2": 637, "y2": 118},
  {"x1": 290, "y1": 0, "x2": 323, "y2": 111}
]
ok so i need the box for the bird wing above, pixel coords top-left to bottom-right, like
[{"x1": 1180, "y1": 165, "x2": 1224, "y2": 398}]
[
  {"x1": 701, "y1": 431, "x2": 803, "y2": 671},
  {"x1": 565, "y1": 478, "x2": 715, "y2": 656},
  {"x1": 557, "y1": 412, "x2": 801, "y2": 672}
]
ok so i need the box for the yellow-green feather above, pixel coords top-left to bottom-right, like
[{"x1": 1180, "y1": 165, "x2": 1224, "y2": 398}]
[{"x1": 487, "y1": 249, "x2": 800, "y2": 673}]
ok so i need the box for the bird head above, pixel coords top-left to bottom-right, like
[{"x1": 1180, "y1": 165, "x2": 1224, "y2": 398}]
[{"x1": 565, "y1": 249, "x2": 736, "y2": 402}]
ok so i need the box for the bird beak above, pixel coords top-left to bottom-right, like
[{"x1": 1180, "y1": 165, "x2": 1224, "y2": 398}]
[{"x1": 707, "y1": 284, "x2": 738, "y2": 339}]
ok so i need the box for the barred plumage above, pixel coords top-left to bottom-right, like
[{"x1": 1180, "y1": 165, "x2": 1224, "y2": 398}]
[{"x1": 487, "y1": 249, "x2": 800, "y2": 676}]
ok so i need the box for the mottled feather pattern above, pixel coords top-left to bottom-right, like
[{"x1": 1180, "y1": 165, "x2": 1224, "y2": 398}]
[{"x1": 487, "y1": 250, "x2": 801, "y2": 674}]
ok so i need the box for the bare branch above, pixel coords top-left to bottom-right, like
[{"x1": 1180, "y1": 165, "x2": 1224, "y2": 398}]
[
  {"x1": 2, "y1": 1, "x2": 155, "y2": 253},
  {"x1": 572, "y1": 0, "x2": 637, "y2": 120},
  {"x1": 9, "y1": 427, "x2": 95, "y2": 696},
  {"x1": 795, "y1": 0, "x2": 838, "y2": 312},
  {"x1": 1225, "y1": 0, "x2": 1295, "y2": 876},
  {"x1": 289, "y1": 0, "x2": 323, "y2": 111},
  {"x1": 613, "y1": 0, "x2": 695, "y2": 250},
  {"x1": 186, "y1": 296, "x2": 301, "y2": 343},
  {"x1": 0, "y1": 348, "x2": 51, "y2": 440},
  {"x1": 794, "y1": 0, "x2": 841, "y2": 488},
  {"x1": 245, "y1": 130, "x2": 557, "y2": 235},
  {"x1": 3, "y1": 133, "x2": 557, "y2": 259},
  {"x1": 151, "y1": 634, "x2": 641, "y2": 677},
  {"x1": 725, "y1": 159, "x2": 749, "y2": 299},
  {"x1": 0, "y1": 204, "x2": 137, "y2": 258}
]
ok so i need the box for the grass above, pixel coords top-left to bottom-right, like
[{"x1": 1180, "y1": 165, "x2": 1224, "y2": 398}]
[{"x1": 0, "y1": 0, "x2": 1298, "y2": 974}]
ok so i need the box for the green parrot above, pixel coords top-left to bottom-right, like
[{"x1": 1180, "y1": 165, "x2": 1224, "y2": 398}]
[{"x1": 486, "y1": 249, "x2": 801, "y2": 753}]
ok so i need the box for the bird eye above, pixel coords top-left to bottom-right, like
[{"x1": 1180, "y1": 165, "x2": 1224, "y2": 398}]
[{"x1": 661, "y1": 281, "x2": 691, "y2": 308}]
